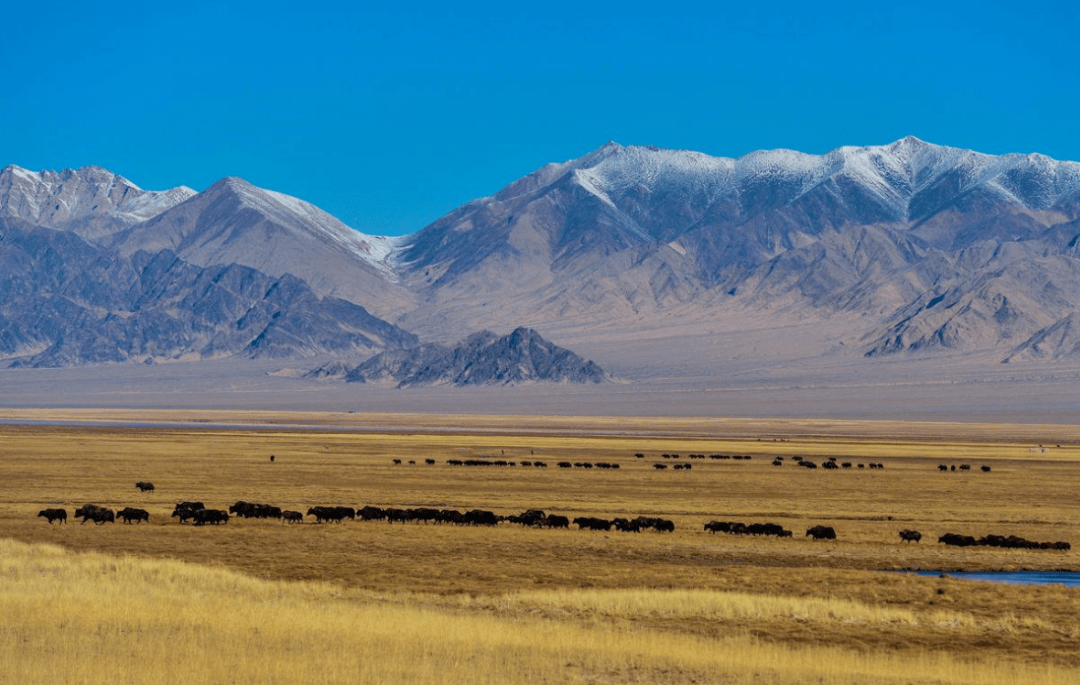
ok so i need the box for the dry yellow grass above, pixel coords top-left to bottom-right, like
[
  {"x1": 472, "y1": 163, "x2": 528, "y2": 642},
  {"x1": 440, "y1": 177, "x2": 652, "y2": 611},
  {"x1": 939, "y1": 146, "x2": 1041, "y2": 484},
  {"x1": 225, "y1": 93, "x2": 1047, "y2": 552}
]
[
  {"x1": 2, "y1": 539, "x2": 1076, "y2": 685},
  {"x1": 1, "y1": 413, "x2": 1079, "y2": 683}
]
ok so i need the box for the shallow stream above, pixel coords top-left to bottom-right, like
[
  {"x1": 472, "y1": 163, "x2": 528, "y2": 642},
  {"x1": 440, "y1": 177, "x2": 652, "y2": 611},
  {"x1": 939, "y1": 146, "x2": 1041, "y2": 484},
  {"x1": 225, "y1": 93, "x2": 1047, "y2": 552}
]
[{"x1": 906, "y1": 571, "x2": 1080, "y2": 587}]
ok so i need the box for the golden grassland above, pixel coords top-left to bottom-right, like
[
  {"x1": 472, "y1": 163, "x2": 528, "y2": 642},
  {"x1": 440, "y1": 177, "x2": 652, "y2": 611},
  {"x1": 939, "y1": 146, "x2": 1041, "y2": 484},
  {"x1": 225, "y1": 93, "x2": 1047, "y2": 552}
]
[
  {"x1": 2, "y1": 413, "x2": 1080, "y2": 683},
  {"x1": 2, "y1": 539, "x2": 1077, "y2": 685}
]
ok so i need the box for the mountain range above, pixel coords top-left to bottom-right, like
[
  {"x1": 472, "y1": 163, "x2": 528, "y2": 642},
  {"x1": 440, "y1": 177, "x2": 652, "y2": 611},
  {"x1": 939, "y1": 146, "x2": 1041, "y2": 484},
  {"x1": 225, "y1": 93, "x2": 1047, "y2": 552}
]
[{"x1": 5, "y1": 136, "x2": 1080, "y2": 383}]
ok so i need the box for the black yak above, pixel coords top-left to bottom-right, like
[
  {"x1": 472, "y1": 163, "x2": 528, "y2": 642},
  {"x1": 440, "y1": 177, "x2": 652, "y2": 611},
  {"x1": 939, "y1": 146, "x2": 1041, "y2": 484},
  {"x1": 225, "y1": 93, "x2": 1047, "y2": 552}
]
[
  {"x1": 193, "y1": 509, "x2": 229, "y2": 526},
  {"x1": 117, "y1": 507, "x2": 150, "y2": 524},
  {"x1": 545, "y1": 515, "x2": 570, "y2": 529},
  {"x1": 573, "y1": 516, "x2": 612, "y2": 531},
  {"x1": 37, "y1": 508, "x2": 67, "y2": 524},
  {"x1": 806, "y1": 525, "x2": 836, "y2": 540},
  {"x1": 75, "y1": 504, "x2": 114, "y2": 525}
]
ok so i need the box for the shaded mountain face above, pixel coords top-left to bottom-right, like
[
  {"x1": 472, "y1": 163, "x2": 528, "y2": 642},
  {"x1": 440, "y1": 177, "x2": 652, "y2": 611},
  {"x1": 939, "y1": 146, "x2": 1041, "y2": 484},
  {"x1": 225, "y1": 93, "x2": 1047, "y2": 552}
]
[
  {"x1": 0, "y1": 219, "x2": 416, "y2": 367},
  {"x1": 1003, "y1": 312, "x2": 1080, "y2": 362},
  {"x1": 308, "y1": 327, "x2": 609, "y2": 386}
]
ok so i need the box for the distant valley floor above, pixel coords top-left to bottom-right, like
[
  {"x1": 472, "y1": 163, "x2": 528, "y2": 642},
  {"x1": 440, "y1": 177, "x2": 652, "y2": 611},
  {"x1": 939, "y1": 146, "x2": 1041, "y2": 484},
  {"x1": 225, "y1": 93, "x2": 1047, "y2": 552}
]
[{"x1": 3, "y1": 347, "x2": 1079, "y2": 424}]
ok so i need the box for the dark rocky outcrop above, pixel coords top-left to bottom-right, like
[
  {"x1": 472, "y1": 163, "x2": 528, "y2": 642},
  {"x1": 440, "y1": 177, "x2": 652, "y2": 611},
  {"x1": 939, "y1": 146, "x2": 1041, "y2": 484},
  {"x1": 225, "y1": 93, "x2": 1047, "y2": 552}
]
[{"x1": 309, "y1": 327, "x2": 608, "y2": 386}]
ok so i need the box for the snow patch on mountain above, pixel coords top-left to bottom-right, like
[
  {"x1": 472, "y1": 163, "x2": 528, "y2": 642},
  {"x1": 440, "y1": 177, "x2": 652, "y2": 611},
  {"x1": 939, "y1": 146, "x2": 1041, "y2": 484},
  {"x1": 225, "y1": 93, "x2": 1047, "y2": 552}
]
[
  {"x1": 117, "y1": 185, "x2": 198, "y2": 222},
  {"x1": 217, "y1": 177, "x2": 405, "y2": 278},
  {"x1": 0, "y1": 164, "x2": 195, "y2": 234},
  {"x1": 560, "y1": 137, "x2": 1080, "y2": 223}
]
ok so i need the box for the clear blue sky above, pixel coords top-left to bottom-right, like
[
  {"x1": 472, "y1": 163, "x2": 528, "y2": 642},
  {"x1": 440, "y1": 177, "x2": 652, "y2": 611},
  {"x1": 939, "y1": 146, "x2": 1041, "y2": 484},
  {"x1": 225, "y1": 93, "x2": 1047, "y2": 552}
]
[{"x1": 5, "y1": 1, "x2": 1078, "y2": 236}]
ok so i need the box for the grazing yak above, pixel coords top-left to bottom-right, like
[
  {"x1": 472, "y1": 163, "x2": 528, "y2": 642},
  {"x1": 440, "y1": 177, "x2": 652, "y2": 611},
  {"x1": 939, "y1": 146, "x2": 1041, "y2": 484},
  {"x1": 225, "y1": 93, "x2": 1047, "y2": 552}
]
[
  {"x1": 38, "y1": 508, "x2": 67, "y2": 524},
  {"x1": 613, "y1": 517, "x2": 641, "y2": 532},
  {"x1": 628, "y1": 516, "x2": 674, "y2": 532},
  {"x1": 435, "y1": 509, "x2": 465, "y2": 525},
  {"x1": 705, "y1": 521, "x2": 791, "y2": 537},
  {"x1": 88, "y1": 509, "x2": 115, "y2": 524},
  {"x1": 117, "y1": 507, "x2": 150, "y2": 524},
  {"x1": 404, "y1": 507, "x2": 438, "y2": 523},
  {"x1": 281, "y1": 510, "x2": 303, "y2": 523},
  {"x1": 747, "y1": 523, "x2": 786, "y2": 536},
  {"x1": 193, "y1": 509, "x2": 229, "y2": 526},
  {"x1": 573, "y1": 516, "x2": 613, "y2": 531},
  {"x1": 938, "y1": 533, "x2": 977, "y2": 547},
  {"x1": 545, "y1": 515, "x2": 570, "y2": 529},
  {"x1": 75, "y1": 504, "x2": 115, "y2": 525},
  {"x1": 463, "y1": 509, "x2": 499, "y2": 526},
  {"x1": 172, "y1": 502, "x2": 205, "y2": 523},
  {"x1": 358, "y1": 506, "x2": 386, "y2": 521},
  {"x1": 229, "y1": 501, "x2": 283, "y2": 519},
  {"x1": 654, "y1": 519, "x2": 675, "y2": 532},
  {"x1": 806, "y1": 525, "x2": 836, "y2": 540},
  {"x1": 898, "y1": 529, "x2": 922, "y2": 543},
  {"x1": 937, "y1": 533, "x2": 1071, "y2": 550},
  {"x1": 507, "y1": 509, "x2": 546, "y2": 527},
  {"x1": 307, "y1": 506, "x2": 348, "y2": 523},
  {"x1": 135, "y1": 481, "x2": 155, "y2": 492}
]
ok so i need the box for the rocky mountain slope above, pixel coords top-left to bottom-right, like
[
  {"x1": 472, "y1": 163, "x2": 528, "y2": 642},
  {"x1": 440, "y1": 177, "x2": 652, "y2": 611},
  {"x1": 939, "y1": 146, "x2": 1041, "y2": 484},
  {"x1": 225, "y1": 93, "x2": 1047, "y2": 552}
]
[
  {"x1": 6, "y1": 137, "x2": 1080, "y2": 376},
  {"x1": 0, "y1": 165, "x2": 196, "y2": 240},
  {"x1": 108, "y1": 176, "x2": 414, "y2": 315},
  {"x1": 0, "y1": 218, "x2": 416, "y2": 367},
  {"x1": 308, "y1": 327, "x2": 609, "y2": 386},
  {"x1": 394, "y1": 138, "x2": 1080, "y2": 357}
]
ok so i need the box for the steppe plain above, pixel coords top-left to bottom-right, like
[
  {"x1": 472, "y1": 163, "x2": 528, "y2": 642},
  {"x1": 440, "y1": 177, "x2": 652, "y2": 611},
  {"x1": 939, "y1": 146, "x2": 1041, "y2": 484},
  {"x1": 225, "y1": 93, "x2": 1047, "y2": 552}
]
[{"x1": 2, "y1": 409, "x2": 1079, "y2": 684}]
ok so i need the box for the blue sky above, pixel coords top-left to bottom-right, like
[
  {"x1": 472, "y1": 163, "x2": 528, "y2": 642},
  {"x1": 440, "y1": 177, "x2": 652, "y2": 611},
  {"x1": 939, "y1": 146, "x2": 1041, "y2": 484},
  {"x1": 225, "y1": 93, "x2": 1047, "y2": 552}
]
[{"x1": 5, "y1": 1, "x2": 1078, "y2": 236}]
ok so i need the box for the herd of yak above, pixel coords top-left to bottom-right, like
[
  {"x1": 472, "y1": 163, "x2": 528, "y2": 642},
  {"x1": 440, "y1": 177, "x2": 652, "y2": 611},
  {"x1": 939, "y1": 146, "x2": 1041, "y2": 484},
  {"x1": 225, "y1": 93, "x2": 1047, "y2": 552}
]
[
  {"x1": 38, "y1": 498, "x2": 679, "y2": 533},
  {"x1": 29, "y1": 450, "x2": 1068, "y2": 554},
  {"x1": 769, "y1": 456, "x2": 886, "y2": 469},
  {"x1": 34, "y1": 484, "x2": 1071, "y2": 552},
  {"x1": 393, "y1": 453, "x2": 999, "y2": 475}
]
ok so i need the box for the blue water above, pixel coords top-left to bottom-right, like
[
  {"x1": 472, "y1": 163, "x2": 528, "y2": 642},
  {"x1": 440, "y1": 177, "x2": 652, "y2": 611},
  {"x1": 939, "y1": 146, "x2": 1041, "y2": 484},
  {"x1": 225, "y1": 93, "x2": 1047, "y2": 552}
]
[{"x1": 907, "y1": 571, "x2": 1080, "y2": 587}]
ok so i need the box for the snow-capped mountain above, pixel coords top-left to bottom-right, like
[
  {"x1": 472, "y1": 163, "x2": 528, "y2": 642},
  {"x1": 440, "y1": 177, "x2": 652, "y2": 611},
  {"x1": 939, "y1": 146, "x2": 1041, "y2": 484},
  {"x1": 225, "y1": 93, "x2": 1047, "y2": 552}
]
[
  {"x1": 395, "y1": 137, "x2": 1080, "y2": 357},
  {"x1": 0, "y1": 164, "x2": 196, "y2": 240},
  {"x1": 6, "y1": 137, "x2": 1080, "y2": 373},
  {"x1": 108, "y1": 176, "x2": 414, "y2": 316}
]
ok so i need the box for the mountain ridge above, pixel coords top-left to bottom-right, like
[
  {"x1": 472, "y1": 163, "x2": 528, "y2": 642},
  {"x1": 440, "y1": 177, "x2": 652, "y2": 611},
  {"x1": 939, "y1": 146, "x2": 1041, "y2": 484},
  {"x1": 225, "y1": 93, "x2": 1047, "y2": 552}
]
[{"x1": 7, "y1": 137, "x2": 1080, "y2": 377}]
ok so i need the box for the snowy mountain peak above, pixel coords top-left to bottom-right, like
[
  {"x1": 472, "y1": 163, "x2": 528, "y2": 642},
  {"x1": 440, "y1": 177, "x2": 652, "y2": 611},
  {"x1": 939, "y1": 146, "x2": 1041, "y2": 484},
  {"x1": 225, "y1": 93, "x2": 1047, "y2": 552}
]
[
  {"x1": 887, "y1": 135, "x2": 931, "y2": 155},
  {"x1": 550, "y1": 137, "x2": 1080, "y2": 222},
  {"x1": 126, "y1": 174, "x2": 407, "y2": 288},
  {"x1": 0, "y1": 163, "x2": 196, "y2": 237},
  {"x1": 207, "y1": 175, "x2": 397, "y2": 267}
]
